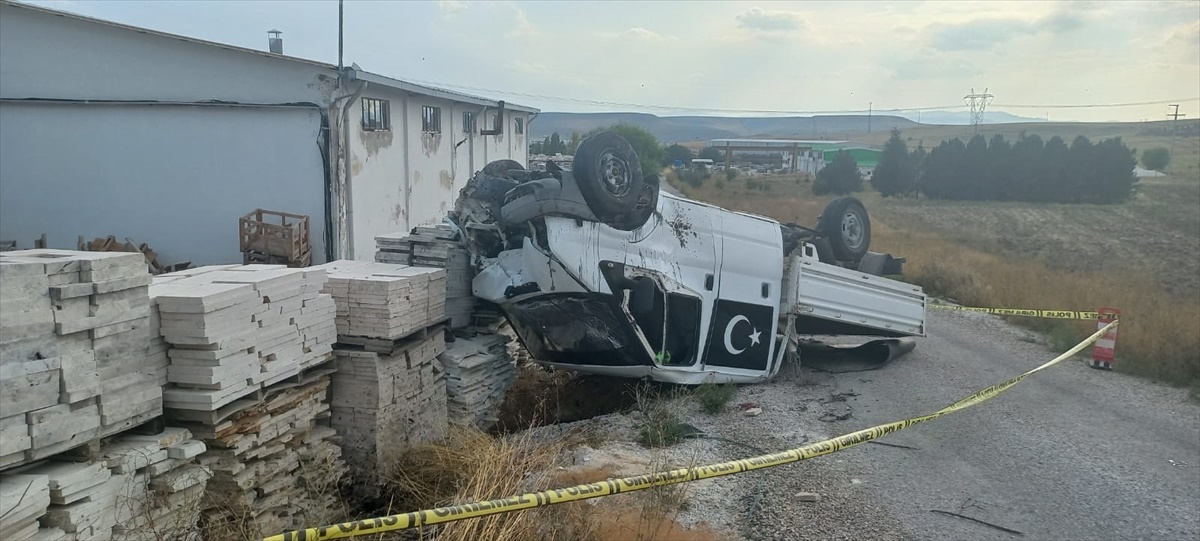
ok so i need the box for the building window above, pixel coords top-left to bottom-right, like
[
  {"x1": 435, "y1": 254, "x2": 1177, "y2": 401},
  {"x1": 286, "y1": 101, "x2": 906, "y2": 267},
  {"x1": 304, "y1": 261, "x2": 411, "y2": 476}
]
[
  {"x1": 422, "y1": 106, "x2": 442, "y2": 134},
  {"x1": 462, "y1": 111, "x2": 476, "y2": 134},
  {"x1": 514, "y1": 117, "x2": 524, "y2": 135},
  {"x1": 361, "y1": 98, "x2": 390, "y2": 131}
]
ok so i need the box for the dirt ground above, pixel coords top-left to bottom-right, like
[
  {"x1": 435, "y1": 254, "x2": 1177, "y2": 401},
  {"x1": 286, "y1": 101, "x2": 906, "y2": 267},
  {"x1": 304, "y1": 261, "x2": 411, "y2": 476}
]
[{"x1": 872, "y1": 179, "x2": 1200, "y2": 299}]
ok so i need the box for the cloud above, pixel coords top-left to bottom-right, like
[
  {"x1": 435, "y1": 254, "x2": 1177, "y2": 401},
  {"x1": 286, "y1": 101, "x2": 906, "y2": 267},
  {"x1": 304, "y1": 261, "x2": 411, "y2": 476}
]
[
  {"x1": 503, "y1": 6, "x2": 539, "y2": 40},
  {"x1": 437, "y1": 0, "x2": 466, "y2": 18},
  {"x1": 926, "y1": 18, "x2": 1031, "y2": 51},
  {"x1": 736, "y1": 8, "x2": 806, "y2": 33},
  {"x1": 890, "y1": 52, "x2": 982, "y2": 81},
  {"x1": 1165, "y1": 20, "x2": 1200, "y2": 60},
  {"x1": 599, "y1": 27, "x2": 673, "y2": 41},
  {"x1": 1035, "y1": 12, "x2": 1085, "y2": 33}
]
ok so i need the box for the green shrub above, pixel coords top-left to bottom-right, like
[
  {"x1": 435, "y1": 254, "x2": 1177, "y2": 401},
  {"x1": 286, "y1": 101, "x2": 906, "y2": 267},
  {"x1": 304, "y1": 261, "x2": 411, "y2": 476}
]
[{"x1": 694, "y1": 381, "x2": 737, "y2": 414}]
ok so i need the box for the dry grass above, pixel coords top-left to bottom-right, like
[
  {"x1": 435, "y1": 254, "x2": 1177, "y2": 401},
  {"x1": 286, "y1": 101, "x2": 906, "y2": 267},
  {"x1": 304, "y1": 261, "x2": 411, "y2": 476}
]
[
  {"x1": 381, "y1": 424, "x2": 719, "y2": 541},
  {"x1": 676, "y1": 177, "x2": 1200, "y2": 389}
]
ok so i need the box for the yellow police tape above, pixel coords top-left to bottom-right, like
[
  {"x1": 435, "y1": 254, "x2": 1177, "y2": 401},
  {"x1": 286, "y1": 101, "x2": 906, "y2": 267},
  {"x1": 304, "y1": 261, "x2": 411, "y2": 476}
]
[
  {"x1": 928, "y1": 303, "x2": 1112, "y2": 320},
  {"x1": 263, "y1": 320, "x2": 1119, "y2": 541}
]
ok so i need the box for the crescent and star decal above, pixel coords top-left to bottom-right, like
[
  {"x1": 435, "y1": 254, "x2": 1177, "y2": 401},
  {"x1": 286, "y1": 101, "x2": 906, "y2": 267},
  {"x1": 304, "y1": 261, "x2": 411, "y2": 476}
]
[{"x1": 722, "y1": 314, "x2": 761, "y2": 355}]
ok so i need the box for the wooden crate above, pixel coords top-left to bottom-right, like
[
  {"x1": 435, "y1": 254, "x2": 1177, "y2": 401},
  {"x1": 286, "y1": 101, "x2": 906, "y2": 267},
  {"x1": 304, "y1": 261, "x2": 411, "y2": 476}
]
[
  {"x1": 239, "y1": 209, "x2": 311, "y2": 266},
  {"x1": 243, "y1": 249, "x2": 311, "y2": 268}
]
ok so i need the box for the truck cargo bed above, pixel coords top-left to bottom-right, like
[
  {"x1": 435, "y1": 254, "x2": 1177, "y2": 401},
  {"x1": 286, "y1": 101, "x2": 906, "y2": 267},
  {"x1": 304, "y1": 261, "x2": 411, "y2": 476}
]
[{"x1": 781, "y1": 246, "x2": 926, "y2": 338}]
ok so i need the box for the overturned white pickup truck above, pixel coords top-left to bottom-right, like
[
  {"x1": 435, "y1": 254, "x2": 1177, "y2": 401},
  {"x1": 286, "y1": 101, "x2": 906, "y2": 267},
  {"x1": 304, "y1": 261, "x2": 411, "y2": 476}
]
[{"x1": 450, "y1": 132, "x2": 926, "y2": 384}]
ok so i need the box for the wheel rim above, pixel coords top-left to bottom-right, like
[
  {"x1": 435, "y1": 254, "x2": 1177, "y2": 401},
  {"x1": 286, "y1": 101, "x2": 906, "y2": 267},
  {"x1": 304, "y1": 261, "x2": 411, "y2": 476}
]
[
  {"x1": 841, "y1": 211, "x2": 864, "y2": 250},
  {"x1": 598, "y1": 150, "x2": 632, "y2": 197}
]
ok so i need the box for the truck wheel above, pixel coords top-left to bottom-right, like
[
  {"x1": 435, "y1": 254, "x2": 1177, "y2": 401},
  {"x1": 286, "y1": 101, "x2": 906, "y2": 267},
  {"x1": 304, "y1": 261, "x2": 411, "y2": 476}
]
[
  {"x1": 573, "y1": 132, "x2": 653, "y2": 230},
  {"x1": 817, "y1": 196, "x2": 871, "y2": 261},
  {"x1": 482, "y1": 159, "x2": 525, "y2": 178},
  {"x1": 609, "y1": 174, "x2": 660, "y2": 231}
]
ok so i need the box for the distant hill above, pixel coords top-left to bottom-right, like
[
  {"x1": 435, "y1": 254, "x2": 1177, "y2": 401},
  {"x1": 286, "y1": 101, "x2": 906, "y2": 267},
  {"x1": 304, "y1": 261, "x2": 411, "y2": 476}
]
[
  {"x1": 895, "y1": 110, "x2": 1043, "y2": 125},
  {"x1": 529, "y1": 113, "x2": 919, "y2": 143}
]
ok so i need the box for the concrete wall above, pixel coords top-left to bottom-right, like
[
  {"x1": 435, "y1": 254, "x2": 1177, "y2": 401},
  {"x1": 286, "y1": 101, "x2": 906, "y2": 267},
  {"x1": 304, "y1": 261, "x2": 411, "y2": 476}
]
[
  {"x1": 346, "y1": 86, "x2": 528, "y2": 260},
  {"x1": 0, "y1": 103, "x2": 328, "y2": 265}
]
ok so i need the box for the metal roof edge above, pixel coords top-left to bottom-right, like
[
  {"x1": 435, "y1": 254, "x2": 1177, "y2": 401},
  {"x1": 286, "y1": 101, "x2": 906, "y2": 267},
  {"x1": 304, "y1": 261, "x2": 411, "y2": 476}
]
[{"x1": 349, "y1": 69, "x2": 538, "y2": 113}]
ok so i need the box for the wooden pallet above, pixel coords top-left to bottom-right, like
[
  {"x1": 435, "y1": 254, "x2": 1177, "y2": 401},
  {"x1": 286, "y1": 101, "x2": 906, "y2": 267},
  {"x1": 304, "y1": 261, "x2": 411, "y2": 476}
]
[{"x1": 334, "y1": 319, "x2": 449, "y2": 354}]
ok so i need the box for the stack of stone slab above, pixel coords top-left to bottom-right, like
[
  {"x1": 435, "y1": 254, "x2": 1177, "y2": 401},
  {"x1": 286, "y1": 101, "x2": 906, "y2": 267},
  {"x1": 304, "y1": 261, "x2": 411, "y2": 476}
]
[
  {"x1": 0, "y1": 473, "x2": 50, "y2": 539},
  {"x1": 374, "y1": 225, "x2": 455, "y2": 264},
  {"x1": 177, "y1": 372, "x2": 344, "y2": 537},
  {"x1": 375, "y1": 226, "x2": 475, "y2": 329},
  {"x1": 0, "y1": 427, "x2": 209, "y2": 541},
  {"x1": 148, "y1": 264, "x2": 336, "y2": 412},
  {"x1": 329, "y1": 331, "x2": 448, "y2": 470},
  {"x1": 315, "y1": 261, "x2": 447, "y2": 342},
  {"x1": 0, "y1": 249, "x2": 163, "y2": 471},
  {"x1": 437, "y1": 333, "x2": 516, "y2": 430}
]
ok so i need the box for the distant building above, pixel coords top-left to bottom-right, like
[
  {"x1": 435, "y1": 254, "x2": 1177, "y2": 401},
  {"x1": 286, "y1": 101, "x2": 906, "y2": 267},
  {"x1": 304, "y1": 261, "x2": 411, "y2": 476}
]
[
  {"x1": 820, "y1": 148, "x2": 882, "y2": 177},
  {"x1": 0, "y1": 0, "x2": 537, "y2": 264}
]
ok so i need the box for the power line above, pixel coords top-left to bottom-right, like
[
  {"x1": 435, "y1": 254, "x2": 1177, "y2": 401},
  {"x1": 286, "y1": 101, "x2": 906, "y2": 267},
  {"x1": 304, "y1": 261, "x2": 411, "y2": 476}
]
[
  {"x1": 400, "y1": 75, "x2": 1200, "y2": 116},
  {"x1": 994, "y1": 97, "x2": 1200, "y2": 109}
]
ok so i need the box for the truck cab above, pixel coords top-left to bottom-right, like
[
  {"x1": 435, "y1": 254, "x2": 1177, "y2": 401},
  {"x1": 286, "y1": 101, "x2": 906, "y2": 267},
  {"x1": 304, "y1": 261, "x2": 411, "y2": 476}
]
[{"x1": 455, "y1": 133, "x2": 925, "y2": 384}]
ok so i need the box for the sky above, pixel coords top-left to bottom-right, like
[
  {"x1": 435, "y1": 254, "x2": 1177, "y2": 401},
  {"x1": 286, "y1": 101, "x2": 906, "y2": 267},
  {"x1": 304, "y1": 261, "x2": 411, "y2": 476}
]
[{"x1": 26, "y1": 0, "x2": 1200, "y2": 122}]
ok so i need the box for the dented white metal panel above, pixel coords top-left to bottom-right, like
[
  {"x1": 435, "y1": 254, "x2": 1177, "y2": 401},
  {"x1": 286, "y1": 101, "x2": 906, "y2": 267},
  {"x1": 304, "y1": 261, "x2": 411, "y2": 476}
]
[{"x1": 786, "y1": 249, "x2": 926, "y2": 336}]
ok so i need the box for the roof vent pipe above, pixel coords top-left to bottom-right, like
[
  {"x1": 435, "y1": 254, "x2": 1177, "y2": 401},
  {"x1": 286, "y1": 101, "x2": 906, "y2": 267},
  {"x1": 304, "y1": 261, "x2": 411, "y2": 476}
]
[{"x1": 268, "y1": 30, "x2": 283, "y2": 54}]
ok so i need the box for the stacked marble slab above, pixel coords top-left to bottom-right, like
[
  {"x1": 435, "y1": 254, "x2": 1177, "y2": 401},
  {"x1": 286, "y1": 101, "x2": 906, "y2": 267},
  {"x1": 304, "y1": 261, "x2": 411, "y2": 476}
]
[
  {"x1": 375, "y1": 226, "x2": 475, "y2": 329},
  {"x1": 437, "y1": 333, "x2": 515, "y2": 430},
  {"x1": 313, "y1": 261, "x2": 446, "y2": 341},
  {"x1": 0, "y1": 427, "x2": 208, "y2": 540},
  {"x1": 329, "y1": 331, "x2": 448, "y2": 469},
  {"x1": 0, "y1": 249, "x2": 162, "y2": 471},
  {"x1": 186, "y1": 373, "x2": 345, "y2": 538},
  {"x1": 149, "y1": 264, "x2": 336, "y2": 412}
]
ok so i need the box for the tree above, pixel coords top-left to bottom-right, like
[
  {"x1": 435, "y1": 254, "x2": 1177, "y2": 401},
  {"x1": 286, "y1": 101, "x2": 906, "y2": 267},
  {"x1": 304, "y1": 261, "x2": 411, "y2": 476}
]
[
  {"x1": 813, "y1": 150, "x2": 862, "y2": 195},
  {"x1": 1091, "y1": 137, "x2": 1138, "y2": 203},
  {"x1": 872, "y1": 129, "x2": 916, "y2": 197},
  {"x1": 1009, "y1": 132, "x2": 1044, "y2": 200},
  {"x1": 915, "y1": 133, "x2": 1136, "y2": 204},
  {"x1": 910, "y1": 142, "x2": 927, "y2": 195},
  {"x1": 587, "y1": 124, "x2": 666, "y2": 176},
  {"x1": 919, "y1": 138, "x2": 967, "y2": 199},
  {"x1": 962, "y1": 134, "x2": 989, "y2": 200},
  {"x1": 698, "y1": 146, "x2": 724, "y2": 162},
  {"x1": 665, "y1": 144, "x2": 695, "y2": 165},
  {"x1": 1142, "y1": 147, "x2": 1170, "y2": 172},
  {"x1": 546, "y1": 132, "x2": 568, "y2": 155},
  {"x1": 568, "y1": 131, "x2": 582, "y2": 155}
]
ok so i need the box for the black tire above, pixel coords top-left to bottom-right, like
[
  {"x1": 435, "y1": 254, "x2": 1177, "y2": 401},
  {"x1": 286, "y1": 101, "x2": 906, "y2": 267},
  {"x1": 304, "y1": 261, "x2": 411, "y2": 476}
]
[
  {"x1": 572, "y1": 132, "x2": 653, "y2": 230},
  {"x1": 613, "y1": 174, "x2": 660, "y2": 231},
  {"x1": 481, "y1": 159, "x2": 525, "y2": 178},
  {"x1": 816, "y1": 196, "x2": 871, "y2": 261}
]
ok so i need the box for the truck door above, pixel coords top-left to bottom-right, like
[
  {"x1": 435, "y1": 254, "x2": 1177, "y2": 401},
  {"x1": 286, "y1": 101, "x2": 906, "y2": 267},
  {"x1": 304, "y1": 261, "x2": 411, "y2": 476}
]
[
  {"x1": 618, "y1": 196, "x2": 720, "y2": 367},
  {"x1": 702, "y1": 212, "x2": 783, "y2": 375}
]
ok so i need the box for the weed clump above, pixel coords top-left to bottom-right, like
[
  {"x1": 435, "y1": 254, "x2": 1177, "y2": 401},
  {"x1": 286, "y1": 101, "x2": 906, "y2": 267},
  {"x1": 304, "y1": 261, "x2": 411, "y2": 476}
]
[{"x1": 693, "y1": 381, "x2": 737, "y2": 414}]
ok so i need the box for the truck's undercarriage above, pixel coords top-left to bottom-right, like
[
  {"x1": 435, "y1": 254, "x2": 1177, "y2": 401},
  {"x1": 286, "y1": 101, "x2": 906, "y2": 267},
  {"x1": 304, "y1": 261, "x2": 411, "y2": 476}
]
[{"x1": 448, "y1": 132, "x2": 927, "y2": 384}]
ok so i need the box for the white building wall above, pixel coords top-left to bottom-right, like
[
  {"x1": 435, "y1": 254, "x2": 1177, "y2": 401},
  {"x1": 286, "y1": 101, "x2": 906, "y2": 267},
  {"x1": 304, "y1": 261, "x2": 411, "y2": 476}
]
[{"x1": 346, "y1": 88, "x2": 528, "y2": 260}]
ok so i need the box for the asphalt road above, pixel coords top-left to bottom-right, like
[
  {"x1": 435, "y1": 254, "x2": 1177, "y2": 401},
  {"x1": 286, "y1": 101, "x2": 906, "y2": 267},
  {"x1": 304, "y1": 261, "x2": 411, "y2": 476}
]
[{"x1": 817, "y1": 310, "x2": 1200, "y2": 541}]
